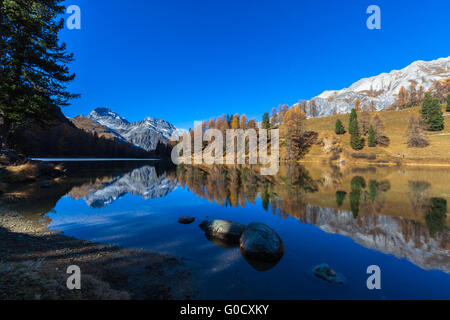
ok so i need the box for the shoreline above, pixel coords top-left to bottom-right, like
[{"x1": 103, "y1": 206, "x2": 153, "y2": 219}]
[
  {"x1": 299, "y1": 158, "x2": 450, "y2": 168},
  {"x1": 29, "y1": 158, "x2": 161, "y2": 162},
  {"x1": 0, "y1": 210, "x2": 199, "y2": 300}
]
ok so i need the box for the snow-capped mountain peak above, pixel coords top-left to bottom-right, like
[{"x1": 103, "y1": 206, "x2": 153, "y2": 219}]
[
  {"x1": 299, "y1": 56, "x2": 450, "y2": 117},
  {"x1": 88, "y1": 107, "x2": 130, "y2": 131},
  {"x1": 86, "y1": 108, "x2": 178, "y2": 151}
]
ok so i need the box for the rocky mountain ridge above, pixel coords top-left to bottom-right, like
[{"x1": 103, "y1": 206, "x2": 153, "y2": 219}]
[
  {"x1": 296, "y1": 57, "x2": 450, "y2": 117},
  {"x1": 72, "y1": 108, "x2": 179, "y2": 151}
]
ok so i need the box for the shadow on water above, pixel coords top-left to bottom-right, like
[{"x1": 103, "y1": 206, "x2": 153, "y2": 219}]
[{"x1": 0, "y1": 224, "x2": 195, "y2": 299}]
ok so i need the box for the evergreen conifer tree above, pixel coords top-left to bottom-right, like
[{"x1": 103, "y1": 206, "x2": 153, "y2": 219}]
[
  {"x1": 368, "y1": 125, "x2": 376, "y2": 147},
  {"x1": 348, "y1": 109, "x2": 357, "y2": 135},
  {"x1": 335, "y1": 119, "x2": 346, "y2": 134},
  {"x1": 446, "y1": 94, "x2": 450, "y2": 112},
  {"x1": 421, "y1": 93, "x2": 444, "y2": 131},
  {"x1": 0, "y1": 0, "x2": 78, "y2": 143},
  {"x1": 262, "y1": 112, "x2": 270, "y2": 130},
  {"x1": 349, "y1": 109, "x2": 364, "y2": 150}
]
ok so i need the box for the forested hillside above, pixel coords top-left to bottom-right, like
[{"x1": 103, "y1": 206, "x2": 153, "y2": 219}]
[{"x1": 7, "y1": 107, "x2": 154, "y2": 158}]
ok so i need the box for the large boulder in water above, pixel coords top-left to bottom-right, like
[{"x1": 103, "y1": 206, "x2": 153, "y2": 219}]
[
  {"x1": 199, "y1": 220, "x2": 246, "y2": 244},
  {"x1": 239, "y1": 223, "x2": 284, "y2": 262}
]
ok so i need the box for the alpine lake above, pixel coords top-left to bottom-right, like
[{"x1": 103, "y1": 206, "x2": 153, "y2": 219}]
[{"x1": 2, "y1": 159, "x2": 449, "y2": 299}]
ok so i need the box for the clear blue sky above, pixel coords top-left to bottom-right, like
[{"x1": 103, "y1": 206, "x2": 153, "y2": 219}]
[{"x1": 60, "y1": 0, "x2": 450, "y2": 129}]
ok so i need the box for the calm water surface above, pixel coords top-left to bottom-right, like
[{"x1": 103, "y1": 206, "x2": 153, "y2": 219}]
[{"x1": 4, "y1": 160, "x2": 450, "y2": 299}]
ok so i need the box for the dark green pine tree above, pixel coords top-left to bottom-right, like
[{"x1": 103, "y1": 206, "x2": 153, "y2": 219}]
[
  {"x1": 420, "y1": 93, "x2": 444, "y2": 131},
  {"x1": 348, "y1": 108, "x2": 358, "y2": 135},
  {"x1": 426, "y1": 198, "x2": 447, "y2": 237},
  {"x1": 335, "y1": 119, "x2": 346, "y2": 134},
  {"x1": 262, "y1": 112, "x2": 270, "y2": 130},
  {"x1": 335, "y1": 191, "x2": 346, "y2": 207},
  {"x1": 350, "y1": 176, "x2": 365, "y2": 218},
  {"x1": 368, "y1": 125, "x2": 376, "y2": 147},
  {"x1": 226, "y1": 114, "x2": 233, "y2": 126},
  {"x1": 446, "y1": 94, "x2": 450, "y2": 112},
  {"x1": 349, "y1": 109, "x2": 364, "y2": 150},
  {"x1": 0, "y1": 0, "x2": 78, "y2": 143}
]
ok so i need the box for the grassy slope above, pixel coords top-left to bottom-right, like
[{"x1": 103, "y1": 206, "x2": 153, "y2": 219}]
[
  {"x1": 71, "y1": 115, "x2": 119, "y2": 141},
  {"x1": 303, "y1": 106, "x2": 450, "y2": 165}
]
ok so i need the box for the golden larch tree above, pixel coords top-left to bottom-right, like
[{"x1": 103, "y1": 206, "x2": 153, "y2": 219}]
[
  {"x1": 239, "y1": 114, "x2": 247, "y2": 130},
  {"x1": 231, "y1": 115, "x2": 240, "y2": 129},
  {"x1": 354, "y1": 99, "x2": 361, "y2": 112},
  {"x1": 396, "y1": 86, "x2": 409, "y2": 109},
  {"x1": 282, "y1": 106, "x2": 306, "y2": 161}
]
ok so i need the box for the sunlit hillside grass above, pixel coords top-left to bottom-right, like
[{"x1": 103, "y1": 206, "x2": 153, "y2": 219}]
[{"x1": 303, "y1": 106, "x2": 450, "y2": 165}]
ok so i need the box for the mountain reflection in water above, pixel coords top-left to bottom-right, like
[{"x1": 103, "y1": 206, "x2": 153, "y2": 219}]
[
  {"x1": 174, "y1": 164, "x2": 449, "y2": 274},
  {"x1": 69, "y1": 165, "x2": 177, "y2": 208},
  {"x1": 1, "y1": 161, "x2": 449, "y2": 277}
]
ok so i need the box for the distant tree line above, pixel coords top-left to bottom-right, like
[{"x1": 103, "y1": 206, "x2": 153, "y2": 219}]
[
  {"x1": 180, "y1": 106, "x2": 317, "y2": 162},
  {"x1": 395, "y1": 78, "x2": 449, "y2": 110},
  {"x1": 10, "y1": 119, "x2": 159, "y2": 158}
]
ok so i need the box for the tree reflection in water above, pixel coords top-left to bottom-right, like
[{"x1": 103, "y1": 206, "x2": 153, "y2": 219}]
[{"x1": 175, "y1": 163, "x2": 318, "y2": 219}]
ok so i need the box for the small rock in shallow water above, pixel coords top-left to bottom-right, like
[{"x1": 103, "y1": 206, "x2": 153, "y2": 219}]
[
  {"x1": 199, "y1": 220, "x2": 246, "y2": 244},
  {"x1": 313, "y1": 264, "x2": 343, "y2": 284},
  {"x1": 178, "y1": 217, "x2": 195, "y2": 224},
  {"x1": 240, "y1": 223, "x2": 284, "y2": 262}
]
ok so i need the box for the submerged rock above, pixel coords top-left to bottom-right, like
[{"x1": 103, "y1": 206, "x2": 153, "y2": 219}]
[
  {"x1": 242, "y1": 255, "x2": 282, "y2": 272},
  {"x1": 240, "y1": 223, "x2": 284, "y2": 262},
  {"x1": 313, "y1": 264, "x2": 343, "y2": 284},
  {"x1": 178, "y1": 216, "x2": 195, "y2": 224},
  {"x1": 199, "y1": 220, "x2": 246, "y2": 244}
]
